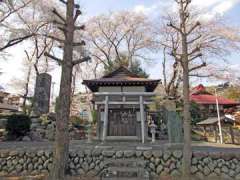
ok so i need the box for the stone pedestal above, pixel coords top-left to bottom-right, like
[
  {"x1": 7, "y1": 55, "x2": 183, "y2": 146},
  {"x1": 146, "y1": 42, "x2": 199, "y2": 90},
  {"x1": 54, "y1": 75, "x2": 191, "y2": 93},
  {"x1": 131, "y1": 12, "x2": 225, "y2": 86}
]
[{"x1": 33, "y1": 73, "x2": 52, "y2": 116}]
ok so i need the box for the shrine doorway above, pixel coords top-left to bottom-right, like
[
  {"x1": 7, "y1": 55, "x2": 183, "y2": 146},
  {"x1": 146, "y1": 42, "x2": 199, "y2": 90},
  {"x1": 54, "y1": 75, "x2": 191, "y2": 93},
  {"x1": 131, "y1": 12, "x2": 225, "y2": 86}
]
[{"x1": 108, "y1": 109, "x2": 137, "y2": 136}]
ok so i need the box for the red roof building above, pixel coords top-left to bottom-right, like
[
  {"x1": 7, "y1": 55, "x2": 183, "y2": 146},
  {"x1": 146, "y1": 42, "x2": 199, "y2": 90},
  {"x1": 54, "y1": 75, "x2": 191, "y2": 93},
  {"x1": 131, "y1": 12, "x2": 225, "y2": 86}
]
[
  {"x1": 190, "y1": 84, "x2": 239, "y2": 117},
  {"x1": 190, "y1": 84, "x2": 239, "y2": 106}
]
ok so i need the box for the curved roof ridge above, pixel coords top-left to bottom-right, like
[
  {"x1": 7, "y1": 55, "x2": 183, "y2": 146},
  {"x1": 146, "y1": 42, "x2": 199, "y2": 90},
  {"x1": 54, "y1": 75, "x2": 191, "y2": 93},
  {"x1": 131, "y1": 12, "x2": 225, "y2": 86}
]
[{"x1": 102, "y1": 66, "x2": 140, "y2": 78}]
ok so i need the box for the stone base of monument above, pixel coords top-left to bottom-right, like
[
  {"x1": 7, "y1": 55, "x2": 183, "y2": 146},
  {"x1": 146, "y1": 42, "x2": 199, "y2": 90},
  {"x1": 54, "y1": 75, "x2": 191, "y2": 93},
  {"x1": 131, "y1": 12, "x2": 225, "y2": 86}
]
[{"x1": 29, "y1": 113, "x2": 88, "y2": 141}]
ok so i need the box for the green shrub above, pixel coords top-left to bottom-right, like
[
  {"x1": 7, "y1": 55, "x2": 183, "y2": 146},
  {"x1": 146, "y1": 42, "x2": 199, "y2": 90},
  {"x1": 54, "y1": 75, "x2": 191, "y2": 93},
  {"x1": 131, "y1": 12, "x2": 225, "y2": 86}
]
[
  {"x1": 6, "y1": 114, "x2": 31, "y2": 139},
  {"x1": 40, "y1": 114, "x2": 50, "y2": 125},
  {"x1": 91, "y1": 110, "x2": 97, "y2": 125},
  {"x1": 176, "y1": 100, "x2": 206, "y2": 125},
  {"x1": 70, "y1": 116, "x2": 84, "y2": 127},
  {"x1": 190, "y1": 102, "x2": 206, "y2": 125}
]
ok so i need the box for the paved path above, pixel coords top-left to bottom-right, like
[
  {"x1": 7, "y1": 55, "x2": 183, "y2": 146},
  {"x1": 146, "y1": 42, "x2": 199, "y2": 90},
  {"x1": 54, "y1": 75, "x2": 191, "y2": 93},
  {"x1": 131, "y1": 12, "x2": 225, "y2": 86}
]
[{"x1": 0, "y1": 140, "x2": 239, "y2": 153}]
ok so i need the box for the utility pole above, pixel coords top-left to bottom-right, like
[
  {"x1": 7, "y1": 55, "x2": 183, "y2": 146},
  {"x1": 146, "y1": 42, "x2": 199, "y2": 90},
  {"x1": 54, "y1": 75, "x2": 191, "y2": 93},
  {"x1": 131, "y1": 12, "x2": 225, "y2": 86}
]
[{"x1": 215, "y1": 89, "x2": 223, "y2": 144}]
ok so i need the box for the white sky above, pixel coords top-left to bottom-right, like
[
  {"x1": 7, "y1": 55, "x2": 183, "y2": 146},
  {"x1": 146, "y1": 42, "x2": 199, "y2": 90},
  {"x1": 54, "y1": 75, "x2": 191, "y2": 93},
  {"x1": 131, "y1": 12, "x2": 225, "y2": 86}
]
[{"x1": 0, "y1": 0, "x2": 239, "y2": 96}]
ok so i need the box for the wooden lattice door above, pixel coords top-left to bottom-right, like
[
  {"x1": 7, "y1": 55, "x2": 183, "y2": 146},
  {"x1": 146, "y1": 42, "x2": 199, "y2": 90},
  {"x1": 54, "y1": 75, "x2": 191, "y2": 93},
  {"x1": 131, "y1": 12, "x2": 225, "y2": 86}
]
[{"x1": 108, "y1": 109, "x2": 137, "y2": 136}]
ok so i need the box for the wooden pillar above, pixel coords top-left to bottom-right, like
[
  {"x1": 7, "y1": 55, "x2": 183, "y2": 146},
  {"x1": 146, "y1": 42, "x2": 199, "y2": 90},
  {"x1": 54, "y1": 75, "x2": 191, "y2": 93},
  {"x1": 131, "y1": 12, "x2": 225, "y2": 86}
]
[
  {"x1": 214, "y1": 126, "x2": 218, "y2": 143},
  {"x1": 102, "y1": 96, "x2": 109, "y2": 142},
  {"x1": 122, "y1": 96, "x2": 126, "y2": 102},
  {"x1": 96, "y1": 105, "x2": 101, "y2": 140},
  {"x1": 140, "y1": 96, "x2": 145, "y2": 144},
  {"x1": 229, "y1": 126, "x2": 235, "y2": 144},
  {"x1": 203, "y1": 126, "x2": 206, "y2": 137}
]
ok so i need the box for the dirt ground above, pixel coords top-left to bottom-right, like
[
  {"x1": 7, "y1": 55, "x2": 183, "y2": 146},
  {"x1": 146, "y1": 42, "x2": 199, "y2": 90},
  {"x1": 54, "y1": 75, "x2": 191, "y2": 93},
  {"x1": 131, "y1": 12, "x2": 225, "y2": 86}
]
[
  {"x1": 0, "y1": 176, "x2": 226, "y2": 180},
  {"x1": 0, "y1": 176, "x2": 95, "y2": 180}
]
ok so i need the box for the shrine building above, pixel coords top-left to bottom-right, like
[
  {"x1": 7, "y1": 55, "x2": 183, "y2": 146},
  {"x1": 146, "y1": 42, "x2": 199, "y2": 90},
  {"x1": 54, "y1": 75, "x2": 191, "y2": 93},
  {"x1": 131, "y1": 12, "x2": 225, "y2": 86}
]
[{"x1": 83, "y1": 66, "x2": 161, "y2": 143}]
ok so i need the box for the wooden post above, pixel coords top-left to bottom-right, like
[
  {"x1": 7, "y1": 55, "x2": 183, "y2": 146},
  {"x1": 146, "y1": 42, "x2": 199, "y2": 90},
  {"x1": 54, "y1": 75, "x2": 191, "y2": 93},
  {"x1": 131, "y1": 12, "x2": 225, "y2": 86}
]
[
  {"x1": 140, "y1": 96, "x2": 145, "y2": 144},
  {"x1": 214, "y1": 126, "x2": 218, "y2": 143},
  {"x1": 203, "y1": 126, "x2": 207, "y2": 139},
  {"x1": 102, "y1": 96, "x2": 109, "y2": 142},
  {"x1": 96, "y1": 105, "x2": 101, "y2": 140},
  {"x1": 229, "y1": 126, "x2": 235, "y2": 144}
]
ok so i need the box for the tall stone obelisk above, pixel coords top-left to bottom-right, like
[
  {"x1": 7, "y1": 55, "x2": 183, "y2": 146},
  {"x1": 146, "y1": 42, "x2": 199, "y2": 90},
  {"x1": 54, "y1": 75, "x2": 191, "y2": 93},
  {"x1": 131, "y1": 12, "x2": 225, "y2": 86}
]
[{"x1": 33, "y1": 73, "x2": 52, "y2": 116}]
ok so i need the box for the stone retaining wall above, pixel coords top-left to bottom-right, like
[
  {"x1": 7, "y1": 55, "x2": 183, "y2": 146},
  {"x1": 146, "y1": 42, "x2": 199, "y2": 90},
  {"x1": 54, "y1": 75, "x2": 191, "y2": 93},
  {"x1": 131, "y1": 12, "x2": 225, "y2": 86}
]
[{"x1": 0, "y1": 149, "x2": 240, "y2": 179}]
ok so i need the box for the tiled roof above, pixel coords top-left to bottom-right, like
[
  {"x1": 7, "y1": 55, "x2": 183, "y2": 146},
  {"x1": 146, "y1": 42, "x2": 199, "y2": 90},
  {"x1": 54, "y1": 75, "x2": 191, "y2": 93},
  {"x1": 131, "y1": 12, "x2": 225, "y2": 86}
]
[
  {"x1": 83, "y1": 66, "x2": 161, "y2": 92},
  {"x1": 190, "y1": 84, "x2": 211, "y2": 95},
  {"x1": 197, "y1": 116, "x2": 235, "y2": 126},
  {"x1": 191, "y1": 94, "x2": 239, "y2": 105},
  {"x1": 197, "y1": 117, "x2": 224, "y2": 125},
  {"x1": 190, "y1": 84, "x2": 239, "y2": 105}
]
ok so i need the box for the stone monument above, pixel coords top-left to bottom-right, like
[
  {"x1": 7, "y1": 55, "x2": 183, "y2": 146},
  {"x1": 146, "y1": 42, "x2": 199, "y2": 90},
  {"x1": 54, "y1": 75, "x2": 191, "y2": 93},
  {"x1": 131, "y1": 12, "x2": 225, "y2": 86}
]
[
  {"x1": 33, "y1": 73, "x2": 52, "y2": 116},
  {"x1": 164, "y1": 99, "x2": 183, "y2": 143}
]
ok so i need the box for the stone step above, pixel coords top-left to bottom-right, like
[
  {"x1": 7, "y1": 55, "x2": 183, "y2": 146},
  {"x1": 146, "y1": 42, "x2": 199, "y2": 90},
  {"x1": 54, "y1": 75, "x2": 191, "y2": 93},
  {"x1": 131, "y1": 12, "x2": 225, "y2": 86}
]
[
  {"x1": 108, "y1": 166, "x2": 144, "y2": 173},
  {"x1": 102, "y1": 178, "x2": 148, "y2": 180},
  {"x1": 101, "y1": 159, "x2": 149, "y2": 180},
  {"x1": 104, "y1": 167, "x2": 149, "y2": 179}
]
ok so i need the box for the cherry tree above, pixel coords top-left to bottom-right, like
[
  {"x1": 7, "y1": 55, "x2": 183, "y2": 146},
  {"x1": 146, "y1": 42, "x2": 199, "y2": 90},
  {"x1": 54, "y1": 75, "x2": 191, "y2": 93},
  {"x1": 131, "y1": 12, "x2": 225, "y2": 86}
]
[
  {"x1": 8, "y1": 50, "x2": 36, "y2": 114},
  {"x1": 85, "y1": 11, "x2": 157, "y2": 72},
  {"x1": 0, "y1": 0, "x2": 34, "y2": 51}
]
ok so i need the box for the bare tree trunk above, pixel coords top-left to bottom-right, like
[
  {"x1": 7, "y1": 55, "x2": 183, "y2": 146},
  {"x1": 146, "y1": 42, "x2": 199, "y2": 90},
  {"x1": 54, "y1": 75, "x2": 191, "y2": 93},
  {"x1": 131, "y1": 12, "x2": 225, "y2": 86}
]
[
  {"x1": 22, "y1": 66, "x2": 31, "y2": 114},
  {"x1": 22, "y1": 50, "x2": 34, "y2": 114},
  {"x1": 182, "y1": 48, "x2": 192, "y2": 180},
  {"x1": 51, "y1": 0, "x2": 75, "y2": 179},
  {"x1": 162, "y1": 47, "x2": 167, "y2": 93},
  {"x1": 71, "y1": 70, "x2": 77, "y2": 99},
  {"x1": 164, "y1": 0, "x2": 235, "y2": 177},
  {"x1": 180, "y1": 2, "x2": 192, "y2": 179}
]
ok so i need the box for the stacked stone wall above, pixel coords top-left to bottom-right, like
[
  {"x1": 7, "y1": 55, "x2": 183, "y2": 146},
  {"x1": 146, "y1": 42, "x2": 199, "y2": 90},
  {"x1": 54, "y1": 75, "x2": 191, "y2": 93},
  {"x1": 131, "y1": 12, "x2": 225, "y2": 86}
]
[{"x1": 0, "y1": 149, "x2": 240, "y2": 179}]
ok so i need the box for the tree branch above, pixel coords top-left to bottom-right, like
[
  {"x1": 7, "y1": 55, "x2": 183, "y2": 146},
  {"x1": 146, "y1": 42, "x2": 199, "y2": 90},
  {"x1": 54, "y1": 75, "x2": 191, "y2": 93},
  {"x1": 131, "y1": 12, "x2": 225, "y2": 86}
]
[
  {"x1": 188, "y1": 46, "x2": 201, "y2": 56},
  {"x1": 52, "y1": 8, "x2": 66, "y2": 23},
  {"x1": 59, "y1": 1, "x2": 80, "y2": 9},
  {"x1": 75, "y1": 25, "x2": 85, "y2": 31},
  {"x1": 73, "y1": 9, "x2": 82, "y2": 22},
  {"x1": 183, "y1": 0, "x2": 191, "y2": 12},
  {"x1": 58, "y1": 27, "x2": 67, "y2": 34},
  {"x1": 72, "y1": 56, "x2": 91, "y2": 66},
  {"x1": 44, "y1": 52, "x2": 62, "y2": 65},
  {"x1": 0, "y1": 34, "x2": 33, "y2": 51},
  {"x1": 168, "y1": 22, "x2": 182, "y2": 34},
  {"x1": 189, "y1": 74, "x2": 212, "y2": 78},
  {"x1": 44, "y1": 35, "x2": 65, "y2": 43},
  {"x1": 189, "y1": 62, "x2": 206, "y2": 72},
  {"x1": 188, "y1": 35, "x2": 201, "y2": 44},
  {"x1": 73, "y1": 40, "x2": 85, "y2": 46},
  {"x1": 59, "y1": 0, "x2": 67, "y2": 4},
  {"x1": 187, "y1": 22, "x2": 200, "y2": 35},
  {"x1": 0, "y1": 0, "x2": 32, "y2": 23},
  {"x1": 53, "y1": 20, "x2": 66, "y2": 26},
  {"x1": 189, "y1": 53, "x2": 202, "y2": 62}
]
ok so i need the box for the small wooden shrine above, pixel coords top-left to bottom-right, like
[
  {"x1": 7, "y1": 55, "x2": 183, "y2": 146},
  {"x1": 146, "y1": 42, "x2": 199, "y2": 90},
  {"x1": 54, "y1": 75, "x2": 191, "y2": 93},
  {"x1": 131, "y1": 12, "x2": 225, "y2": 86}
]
[{"x1": 83, "y1": 66, "x2": 160, "y2": 143}]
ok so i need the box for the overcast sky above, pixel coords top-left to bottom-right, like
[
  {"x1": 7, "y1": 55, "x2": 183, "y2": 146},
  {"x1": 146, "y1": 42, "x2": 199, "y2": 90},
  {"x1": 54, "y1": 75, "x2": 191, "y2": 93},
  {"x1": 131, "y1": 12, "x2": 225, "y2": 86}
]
[{"x1": 0, "y1": 0, "x2": 240, "y2": 95}]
